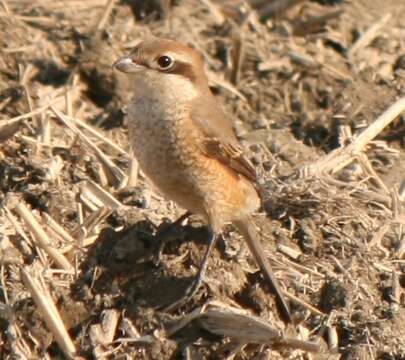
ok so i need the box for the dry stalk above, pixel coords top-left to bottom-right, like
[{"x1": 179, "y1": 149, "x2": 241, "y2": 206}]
[
  {"x1": 281, "y1": 257, "x2": 325, "y2": 278},
  {"x1": 0, "y1": 0, "x2": 12, "y2": 14},
  {"x1": 19, "y1": 63, "x2": 36, "y2": 86},
  {"x1": 167, "y1": 302, "x2": 319, "y2": 353},
  {"x1": 395, "y1": 235, "x2": 405, "y2": 259},
  {"x1": 199, "y1": 309, "x2": 320, "y2": 353},
  {"x1": 71, "y1": 206, "x2": 111, "y2": 240},
  {"x1": 65, "y1": 87, "x2": 73, "y2": 117},
  {"x1": 0, "y1": 93, "x2": 13, "y2": 111},
  {"x1": 125, "y1": 157, "x2": 139, "y2": 187},
  {"x1": 20, "y1": 269, "x2": 77, "y2": 360},
  {"x1": 39, "y1": 109, "x2": 51, "y2": 147},
  {"x1": 0, "y1": 13, "x2": 59, "y2": 25},
  {"x1": 71, "y1": 116, "x2": 128, "y2": 156},
  {"x1": 120, "y1": 317, "x2": 141, "y2": 338},
  {"x1": 93, "y1": 161, "x2": 109, "y2": 188},
  {"x1": 255, "y1": 0, "x2": 308, "y2": 20},
  {"x1": 45, "y1": 155, "x2": 64, "y2": 181},
  {"x1": 288, "y1": 51, "x2": 352, "y2": 81},
  {"x1": 23, "y1": 84, "x2": 37, "y2": 128},
  {"x1": 6, "y1": 321, "x2": 33, "y2": 359},
  {"x1": 292, "y1": 9, "x2": 342, "y2": 36},
  {"x1": 277, "y1": 244, "x2": 302, "y2": 260},
  {"x1": 14, "y1": 203, "x2": 74, "y2": 272},
  {"x1": 283, "y1": 290, "x2": 325, "y2": 316},
  {"x1": 307, "y1": 96, "x2": 405, "y2": 175},
  {"x1": 80, "y1": 180, "x2": 123, "y2": 210},
  {"x1": 2, "y1": 44, "x2": 37, "y2": 54},
  {"x1": 100, "y1": 309, "x2": 120, "y2": 343},
  {"x1": 59, "y1": 235, "x2": 98, "y2": 254},
  {"x1": 3, "y1": 205, "x2": 33, "y2": 246},
  {"x1": 51, "y1": 106, "x2": 126, "y2": 187},
  {"x1": 200, "y1": 0, "x2": 225, "y2": 25},
  {"x1": 43, "y1": 213, "x2": 76, "y2": 244},
  {"x1": 89, "y1": 309, "x2": 120, "y2": 359},
  {"x1": 79, "y1": 192, "x2": 99, "y2": 213},
  {"x1": 348, "y1": 13, "x2": 392, "y2": 57},
  {"x1": 206, "y1": 69, "x2": 248, "y2": 102},
  {"x1": 166, "y1": 306, "x2": 207, "y2": 336},
  {"x1": 230, "y1": 29, "x2": 245, "y2": 85},
  {"x1": 357, "y1": 152, "x2": 390, "y2": 194},
  {"x1": 96, "y1": 0, "x2": 117, "y2": 30},
  {"x1": 0, "y1": 97, "x2": 63, "y2": 127}
]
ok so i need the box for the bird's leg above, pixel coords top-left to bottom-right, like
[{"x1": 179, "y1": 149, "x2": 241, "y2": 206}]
[
  {"x1": 163, "y1": 231, "x2": 218, "y2": 311},
  {"x1": 189, "y1": 231, "x2": 218, "y2": 294},
  {"x1": 154, "y1": 211, "x2": 192, "y2": 265}
]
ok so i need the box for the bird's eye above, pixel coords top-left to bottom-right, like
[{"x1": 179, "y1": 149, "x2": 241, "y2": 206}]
[{"x1": 156, "y1": 55, "x2": 173, "y2": 69}]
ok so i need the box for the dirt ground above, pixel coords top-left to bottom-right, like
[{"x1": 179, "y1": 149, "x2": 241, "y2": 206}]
[{"x1": 1, "y1": 0, "x2": 405, "y2": 359}]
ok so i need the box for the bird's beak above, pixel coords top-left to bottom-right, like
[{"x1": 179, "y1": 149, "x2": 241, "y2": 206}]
[{"x1": 113, "y1": 56, "x2": 143, "y2": 74}]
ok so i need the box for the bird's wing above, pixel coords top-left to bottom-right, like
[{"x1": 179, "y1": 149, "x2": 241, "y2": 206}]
[{"x1": 190, "y1": 95, "x2": 258, "y2": 183}]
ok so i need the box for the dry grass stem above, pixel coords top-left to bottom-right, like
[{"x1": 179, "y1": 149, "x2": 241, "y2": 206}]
[
  {"x1": 308, "y1": 96, "x2": 405, "y2": 175},
  {"x1": 20, "y1": 269, "x2": 77, "y2": 360},
  {"x1": 283, "y1": 290, "x2": 325, "y2": 316},
  {"x1": 71, "y1": 116, "x2": 129, "y2": 156},
  {"x1": 0, "y1": 99, "x2": 63, "y2": 127},
  {"x1": 125, "y1": 156, "x2": 139, "y2": 187},
  {"x1": 349, "y1": 13, "x2": 392, "y2": 57},
  {"x1": 90, "y1": 309, "x2": 120, "y2": 359},
  {"x1": 277, "y1": 244, "x2": 302, "y2": 260},
  {"x1": 287, "y1": 51, "x2": 352, "y2": 81},
  {"x1": 256, "y1": 0, "x2": 308, "y2": 19},
  {"x1": 14, "y1": 203, "x2": 74, "y2": 272},
  {"x1": 79, "y1": 180, "x2": 123, "y2": 210},
  {"x1": 90, "y1": 309, "x2": 120, "y2": 345},
  {"x1": 199, "y1": 309, "x2": 320, "y2": 353},
  {"x1": 59, "y1": 235, "x2": 99, "y2": 254},
  {"x1": 51, "y1": 106, "x2": 126, "y2": 186},
  {"x1": 3, "y1": 205, "x2": 33, "y2": 246},
  {"x1": 230, "y1": 30, "x2": 245, "y2": 85},
  {"x1": 96, "y1": 0, "x2": 116, "y2": 31},
  {"x1": 200, "y1": 0, "x2": 225, "y2": 25},
  {"x1": 43, "y1": 213, "x2": 76, "y2": 244},
  {"x1": 71, "y1": 206, "x2": 111, "y2": 240}
]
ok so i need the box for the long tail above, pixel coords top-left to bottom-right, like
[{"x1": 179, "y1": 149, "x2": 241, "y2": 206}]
[{"x1": 235, "y1": 216, "x2": 292, "y2": 323}]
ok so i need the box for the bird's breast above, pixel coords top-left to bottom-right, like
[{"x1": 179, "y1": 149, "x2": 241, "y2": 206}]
[{"x1": 127, "y1": 97, "x2": 205, "y2": 200}]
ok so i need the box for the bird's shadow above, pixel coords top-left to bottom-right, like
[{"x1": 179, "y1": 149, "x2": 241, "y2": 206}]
[{"x1": 72, "y1": 218, "x2": 211, "y2": 312}]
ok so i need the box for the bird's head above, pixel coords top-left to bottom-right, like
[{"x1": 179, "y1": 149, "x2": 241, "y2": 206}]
[{"x1": 113, "y1": 38, "x2": 210, "y2": 100}]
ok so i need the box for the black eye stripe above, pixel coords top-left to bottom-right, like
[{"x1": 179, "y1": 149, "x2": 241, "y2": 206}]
[{"x1": 164, "y1": 61, "x2": 196, "y2": 82}]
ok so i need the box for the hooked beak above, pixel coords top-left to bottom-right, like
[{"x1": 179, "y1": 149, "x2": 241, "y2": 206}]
[{"x1": 112, "y1": 56, "x2": 143, "y2": 74}]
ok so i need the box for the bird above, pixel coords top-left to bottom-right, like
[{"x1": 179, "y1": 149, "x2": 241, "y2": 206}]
[{"x1": 113, "y1": 37, "x2": 291, "y2": 322}]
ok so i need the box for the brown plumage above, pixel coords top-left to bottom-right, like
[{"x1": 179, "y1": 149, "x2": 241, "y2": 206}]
[{"x1": 114, "y1": 37, "x2": 291, "y2": 321}]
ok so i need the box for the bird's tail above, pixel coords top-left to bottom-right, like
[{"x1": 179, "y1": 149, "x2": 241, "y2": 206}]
[{"x1": 234, "y1": 216, "x2": 292, "y2": 322}]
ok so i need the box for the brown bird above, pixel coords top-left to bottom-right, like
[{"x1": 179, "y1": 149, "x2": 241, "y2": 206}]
[{"x1": 114, "y1": 37, "x2": 291, "y2": 321}]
